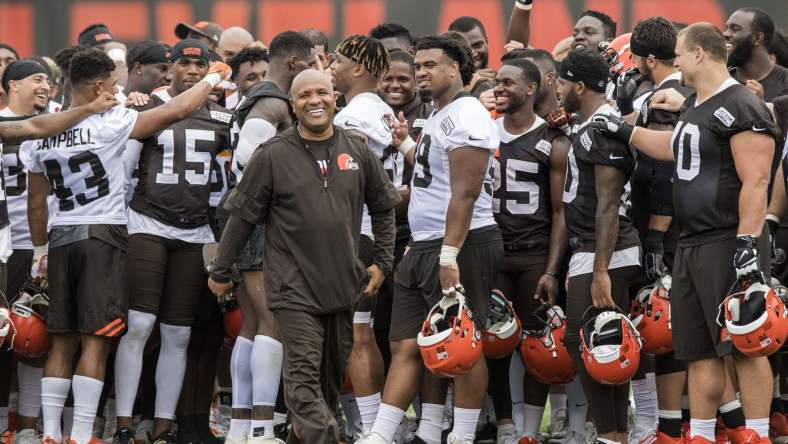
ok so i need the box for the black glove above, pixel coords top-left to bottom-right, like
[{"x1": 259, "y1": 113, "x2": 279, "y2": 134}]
[
  {"x1": 734, "y1": 235, "x2": 766, "y2": 283},
  {"x1": 589, "y1": 113, "x2": 634, "y2": 144},
  {"x1": 615, "y1": 68, "x2": 640, "y2": 115},
  {"x1": 643, "y1": 229, "x2": 666, "y2": 281},
  {"x1": 767, "y1": 217, "x2": 785, "y2": 265}
]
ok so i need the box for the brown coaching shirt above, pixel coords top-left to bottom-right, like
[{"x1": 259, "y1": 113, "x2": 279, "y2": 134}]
[{"x1": 221, "y1": 126, "x2": 400, "y2": 313}]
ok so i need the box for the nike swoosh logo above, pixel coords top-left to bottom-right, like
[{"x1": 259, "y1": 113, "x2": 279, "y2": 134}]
[
  {"x1": 469, "y1": 136, "x2": 485, "y2": 141},
  {"x1": 610, "y1": 154, "x2": 623, "y2": 160},
  {"x1": 752, "y1": 126, "x2": 766, "y2": 132}
]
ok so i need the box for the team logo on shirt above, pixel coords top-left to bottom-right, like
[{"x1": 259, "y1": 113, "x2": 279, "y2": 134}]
[
  {"x1": 713, "y1": 107, "x2": 735, "y2": 127},
  {"x1": 440, "y1": 116, "x2": 455, "y2": 136},
  {"x1": 382, "y1": 113, "x2": 396, "y2": 133},
  {"x1": 337, "y1": 153, "x2": 359, "y2": 171}
]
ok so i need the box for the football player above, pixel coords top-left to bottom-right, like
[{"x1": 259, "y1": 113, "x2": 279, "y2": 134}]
[
  {"x1": 571, "y1": 10, "x2": 617, "y2": 51},
  {"x1": 557, "y1": 48, "x2": 642, "y2": 444},
  {"x1": 124, "y1": 41, "x2": 172, "y2": 96},
  {"x1": 448, "y1": 16, "x2": 495, "y2": 97},
  {"x1": 330, "y1": 34, "x2": 400, "y2": 439},
  {"x1": 369, "y1": 23, "x2": 414, "y2": 54},
  {"x1": 227, "y1": 48, "x2": 269, "y2": 100},
  {"x1": 218, "y1": 27, "x2": 254, "y2": 64},
  {"x1": 111, "y1": 39, "x2": 232, "y2": 444},
  {"x1": 0, "y1": 59, "x2": 52, "y2": 444},
  {"x1": 300, "y1": 29, "x2": 331, "y2": 69},
  {"x1": 223, "y1": 31, "x2": 315, "y2": 444},
  {"x1": 359, "y1": 35, "x2": 503, "y2": 444},
  {"x1": 490, "y1": 58, "x2": 570, "y2": 444},
  {"x1": 592, "y1": 23, "x2": 778, "y2": 444},
  {"x1": 21, "y1": 47, "x2": 230, "y2": 444}
]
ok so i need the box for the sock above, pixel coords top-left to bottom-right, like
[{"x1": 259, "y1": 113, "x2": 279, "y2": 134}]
[
  {"x1": 155, "y1": 323, "x2": 191, "y2": 419},
  {"x1": 416, "y1": 403, "x2": 444, "y2": 444},
  {"x1": 17, "y1": 362, "x2": 43, "y2": 419},
  {"x1": 251, "y1": 336, "x2": 283, "y2": 408},
  {"x1": 356, "y1": 393, "x2": 381, "y2": 433},
  {"x1": 370, "y1": 404, "x2": 405, "y2": 442},
  {"x1": 550, "y1": 393, "x2": 567, "y2": 415},
  {"x1": 0, "y1": 407, "x2": 7, "y2": 433},
  {"x1": 745, "y1": 418, "x2": 769, "y2": 437},
  {"x1": 689, "y1": 418, "x2": 717, "y2": 441},
  {"x1": 114, "y1": 310, "x2": 156, "y2": 417},
  {"x1": 230, "y1": 337, "x2": 253, "y2": 410},
  {"x1": 249, "y1": 419, "x2": 274, "y2": 439},
  {"x1": 451, "y1": 407, "x2": 480, "y2": 441},
  {"x1": 71, "y1": 375, "x2": 104, "y2": 444},
  {"x1": 228, "y1": 418, "x2": 249, "y2": 441},
  {"x1": 512, "y1": 402, "x2": 525, "y2": 435},
  {"x1": 658, "y1": 410, "x2": 683, "y2": 438},
  {"x1": 523, "y1": 404, "x2": 544, "y2": 438},
  {"x1": 339, "y1": 393, "x2": 361, "y2": 437},
  {"x1": 719, "y1": 400, "x2": 745, "y2": 429},
  {"x1": 566, "y1": 377, "x2": 588, "y2": 437},
  {"x1": 632, "y1": 373, "x2": 659, "y2": 432},
  {"x1": 42, "y1": 377, "x2": 71, "y2": 441},
  {"x1": 63, "y1": 407, "x2": 74, "y2": 437}
]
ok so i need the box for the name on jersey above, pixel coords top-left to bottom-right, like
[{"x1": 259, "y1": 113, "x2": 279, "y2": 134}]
[
  {"x1": 440, "y1": 116, "x2": 455, "y2": 136},
  {"x1": 713, "y1": 107, "x2": 735, "y2": 127},
  {"x1": 35, "y1": 128, "x2": 94, "y2": 150}
]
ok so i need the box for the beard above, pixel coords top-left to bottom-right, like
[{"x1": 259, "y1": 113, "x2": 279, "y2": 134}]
[
  {"x1": 727, "y1": 34, "x2": 754, "y2": 68},
  {"x1": 561, "y1": 88, "x2": 581, "y2": 113}
]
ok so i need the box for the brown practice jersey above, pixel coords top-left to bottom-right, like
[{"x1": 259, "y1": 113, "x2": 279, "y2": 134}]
[
  {"x1": 562, "y1": 104, "x2": 640, "y2": 253},
  {"x1": 493, "y1": 117, "x2": 565, "y2": 254},
  {"x1": 672, "y1": 80, "x2": 777, "y2": 246},
  {"x1": 129, "y1": 90, "x2": 232, "y2": 229}
]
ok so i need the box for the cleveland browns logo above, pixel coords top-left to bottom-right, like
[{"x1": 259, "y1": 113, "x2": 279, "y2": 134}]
[{"x1": 337, "y1": 153, "x2": 359, "y2": 171}]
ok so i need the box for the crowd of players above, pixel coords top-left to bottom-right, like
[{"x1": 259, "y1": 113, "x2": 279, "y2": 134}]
[{"x1": 0, "y1": 0, "x2": 786, "y2": 444}]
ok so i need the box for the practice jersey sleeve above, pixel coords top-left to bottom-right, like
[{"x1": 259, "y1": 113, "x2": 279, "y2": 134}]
[
  {"x1": 583, "y1": 128, "x2": 635, "y2": 175},
  {"x1": 333, "y1": 94, "x2": 394, "y2": 155},
  {"x1": 711, "y1": 88, "x2": 777, "y2": 139},
  {"x1": 97, "y1": 106, "x2": 139, "y2": 153},
  {"x1": 19, "y1": 140, "x2": 42, "y2": 174},
  {"x1": 356, "y1": 137, "x2": 401, "y2": 215},
  {"x1": 443, "y1": 99, "x2": 499, "y2": 152}
]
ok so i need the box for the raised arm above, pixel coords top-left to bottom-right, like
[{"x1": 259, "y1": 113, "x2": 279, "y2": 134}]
[
  {"x1": 506, "y1": 0, "x2": 532, "y2": 48},
  {"x1": 129, "y1": 62, "x2": 231, "y2": 140},
  {"x1": 0, "y1": 92, "x2": 118, "y2": 145}
]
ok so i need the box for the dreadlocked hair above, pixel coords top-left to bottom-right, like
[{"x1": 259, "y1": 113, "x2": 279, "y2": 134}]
[{"x1": 336, "y1": 34, "x2": 390, "y2": 79}]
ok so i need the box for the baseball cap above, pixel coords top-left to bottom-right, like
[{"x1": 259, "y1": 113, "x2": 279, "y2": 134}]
[
  {"x1": 169, "y1": 39, "x2": 211, "y2": 63},
  {"x1": 175, "y1": 21, "x2": 223, "y2": 47}
]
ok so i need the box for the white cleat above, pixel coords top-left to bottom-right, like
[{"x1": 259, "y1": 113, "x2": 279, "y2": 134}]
[
  {"x1": 497, "y1": 424, "x2": 518, "y2": 444},
  {"x1": 355, "y1": 432, "x2": 389, "y2": 444},
  {"x1": 446, "y1": 433, "x2": 473, "y2": 444},
  {"x1": 11, "y1": 429, "x2": 38, "y2": 444},
  {"x1": 222, "y1": 436, "x2": 248, "y2": 444},
  {"x1": 547, "y1": 409, "x2": 568, "y2": 439}
]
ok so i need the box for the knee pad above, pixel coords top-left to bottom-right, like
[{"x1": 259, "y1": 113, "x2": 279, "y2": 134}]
[
  {"x1": 159, "y1": 323, "x2": 191, "y2": 352},
  {"x1": 125, "y1": 310, "x2": 157, "y2": 344}
]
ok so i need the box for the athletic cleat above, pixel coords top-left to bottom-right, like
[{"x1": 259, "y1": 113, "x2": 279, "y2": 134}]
[
  {"x1": 66, "y1": 437, "x2": 105, "y2": 444},
  {"x1": 655, "y1": 432, "x2": 684, "y2": 444},
  {"x1": 114, "y1": 427, "x2": 136, "y2": 444},
  {"x1": 41, "y1": 436, "x2": 61, "y2": 444},
  {"x1": 395, "y1": 417, "x2": 418, "y2": 443},
  {"x1": 446, "y1": 433, "x2": 473, "y2": 444},
  {"x1": 637, "y1": 430, "x2": 658, "y2": 444},
  {"x1": 405, "y1": 436, "x2": 428, "y2": 443},
  {"x1": 495, "y1": 425, "x2": 517, "y2": 444},
  {"x1": 518, "y1": 436, "x2": 541, "y2": 444},
  {"x1": 354, "y1": 432, "x2": 388, "y2": 444},
  {"x1": 150, "y1": 430, "x2": 177, "y2": 444},
  {"x1": 686, "y1": 437, "x2": 716, "y2": 444},
  {"x1": 547, "y1": 409, "x2": 568, "y2": 439},
  {"x1": 558, "y1": 430, "x2": 585, "y2": 444},
  {"x1": 771, "y1": 412, "x2": 788, "y2": 439},
  {"x1": 11, "y1": 429, "x2": 38, "y2": 444},
  {"x1": 738, "y1": 429, "x2": 772, "y2": 444},
  {"x1": 135, "y1": 421, "x2": 154, "y2": 444},
  {"x1": 727, "y1": 426, "x2": 750, "y2": 444},
  {"x1": 585, "y1": 422, "x2": 598, "y2": 444}
]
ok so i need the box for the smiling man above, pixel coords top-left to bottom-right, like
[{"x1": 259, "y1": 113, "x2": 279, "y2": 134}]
[{"x1": 208, "y1": 69, "x2": 399, "y2": 444}]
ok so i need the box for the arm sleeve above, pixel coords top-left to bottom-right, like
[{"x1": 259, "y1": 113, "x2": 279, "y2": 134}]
[
  {"x1": 585, "y1": 129, "x2": 635, "y2": 175},
  {"x1": 370, "y1": 208, "x2": 396, "y2": 274},
  {"x1": 715, "y1": 90, "x2": 778, "y2": 138},
  {"x1": 223, "y1": 143, "x2": 274, "y2": 224},
  {"x1": 211, "y1": 215, "x2": 254, "y2": 283},
  {"x1": 234, "y1": 118, "x2": 277, "y2": 169}
]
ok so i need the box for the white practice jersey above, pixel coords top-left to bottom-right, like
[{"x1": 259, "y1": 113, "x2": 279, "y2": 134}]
[
  {"x1": 334, "y1": 92, "x2": 396, "y2": 237},
  {"x1": 409, "y1": 94, "x2": 499, "y2": 241},
  {"x1": 210, "y1": 149, "x2": 231, "y2": 208},
  {"x1": 1, "y1": 108, "x2": 31, "y2": 249},
  {"x1": 20, "y1": 105, "x2": 138, "y2": 226}
]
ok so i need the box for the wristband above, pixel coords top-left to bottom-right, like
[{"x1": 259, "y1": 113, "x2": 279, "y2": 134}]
[
  {"x1": 107, "y1": 48, "x2": 126, "y2": 63},
  {"x1": 397, "y1": 136, "x2": 417, "y2": 155},
  {"x1": 767, "y1": 214, "x2": 781, "y2": 224},
  {"x1": 202, "y1": 72, "x2": 223, "y2": 88},
  {"x1": 515, "y1": 0, "x2": 533, "y2": 10},
  {"x1": 439, "y1": 245, "x2": 460, "y2": 269},
  {"x1": 33, "y1": 243, "x2": 48, "y2": 260},
  {"x1": 544, "y1": 271, "x2": 558, "y2": 279}
]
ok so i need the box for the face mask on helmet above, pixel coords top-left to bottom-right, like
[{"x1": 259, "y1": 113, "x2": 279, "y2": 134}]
[
  {"x1": 520, "y1": 304, "x2": 577, "y2": 385},
  {"x1": 8, "y1": 280, "x2": 51, "y2": 358},
  {"x1": 580, "y1": 309, "x2": 642, "y2": 385},
  {"x1": 482, "y1": 289, "x2": 522, "y2": 359},
  {"x1": 718, "y1": 281, "x2": 788, "y2": 357},
  {"x1": 417, "y1": 293, "x2": 482, "y2": 377},
  {"x1": 630, "y1": 274, "x2": 673, "y2": 355}
]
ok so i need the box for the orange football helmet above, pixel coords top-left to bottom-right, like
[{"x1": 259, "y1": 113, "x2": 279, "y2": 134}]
[
  {"x1": 483, "y1": 289, "x2": 522, "y2": 359},
  {"x1": 580, "y1": 309, "x2": 642, "y2": 385},
  {"x1": 0, "y1": 292, "x2": 11, "y2": 345},
  {"x1": 630, "y1": 275, "x2": 673, "y2": 355},
  {"x1": 222, "y1": 295, "x2": 242, "y2": 341},
  {"x1": 718, "y1": 281, "x2": 788, "y2": 357},
  {"x1": 8, "y1": 280, "x2": 50, "y2": 358},
  {"x1": 599, "y1": 33, "x2": 636, "y2": 75},
  {"x1": 520, "y1": 304, "x2": 577, "y2": 385},
  {"x1": 417, "y1": 293, "x2": 483, "y2": 377}
]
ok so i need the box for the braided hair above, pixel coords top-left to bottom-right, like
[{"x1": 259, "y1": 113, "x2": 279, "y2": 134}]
[{"x1": 336, "y1": 34, "x2": 390, "y2": 79}]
